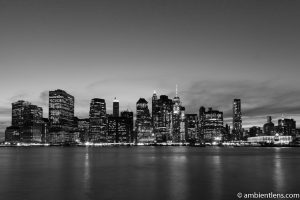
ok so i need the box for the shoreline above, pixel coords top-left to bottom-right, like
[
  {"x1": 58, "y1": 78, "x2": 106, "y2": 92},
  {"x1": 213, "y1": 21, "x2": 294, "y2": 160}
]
[{"x1": 0, "y1": 142, "x2": 299, "y2": 148}]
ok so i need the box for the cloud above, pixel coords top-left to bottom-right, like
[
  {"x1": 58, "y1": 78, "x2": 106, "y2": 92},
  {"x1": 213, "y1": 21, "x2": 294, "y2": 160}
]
[{"x1": 181, "y1": 79, "x2": 300, "y2": 127}]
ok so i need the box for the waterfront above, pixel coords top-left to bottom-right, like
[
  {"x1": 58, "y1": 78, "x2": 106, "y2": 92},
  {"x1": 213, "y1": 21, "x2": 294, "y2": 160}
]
[{"x1": 0, "y1": 147, "x2": 299, "y2": 200}]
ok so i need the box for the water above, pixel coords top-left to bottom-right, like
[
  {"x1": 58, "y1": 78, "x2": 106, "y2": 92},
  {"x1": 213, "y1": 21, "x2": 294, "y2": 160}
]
[{"x1": 0, "y1": 147, "x2": 299, "y2": 200}]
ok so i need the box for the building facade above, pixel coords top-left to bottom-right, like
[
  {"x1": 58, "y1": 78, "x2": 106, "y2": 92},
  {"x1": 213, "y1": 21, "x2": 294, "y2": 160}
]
[
  {"x1": 89, "y1": 98, "x2": 107, "y2": 142},
  {"x1": 232, "y1": 99, "x2": 242, "y2": 140},
  {"x1": 136, "y1": 98, "x2": 153, "y2": 143},
  {"x1": 6, "y1": 100, "x2": 45, "y2": 143},
  {"x1": 200, "y1": 107, "x2": 224, "y2": 143},
  {"x1": 185, "y1": 114, "x2": 198, "y2": 143},
  {"x1": 49, "y1": 89, "x2": 74, "y2": 132},
  {"x1": 113, "y1": 97, "x2": 119, "y2": 117}
]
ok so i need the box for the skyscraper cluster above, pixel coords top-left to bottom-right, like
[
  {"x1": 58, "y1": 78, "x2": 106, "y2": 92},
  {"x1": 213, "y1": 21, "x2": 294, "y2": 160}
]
[{"x1": 4, "y1": 88, "x2": 298, "y2": 145}]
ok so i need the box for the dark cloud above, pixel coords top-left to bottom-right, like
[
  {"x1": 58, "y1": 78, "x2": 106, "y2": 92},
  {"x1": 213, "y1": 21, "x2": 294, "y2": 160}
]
[{"x1": 181, "y1": 80, "x2": 300, "y2": 126}]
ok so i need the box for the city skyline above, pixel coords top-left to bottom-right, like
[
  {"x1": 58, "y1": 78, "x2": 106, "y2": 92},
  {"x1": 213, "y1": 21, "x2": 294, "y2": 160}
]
[{"x1": 1, "y1": 0, "x2": 300, "y2": 138}]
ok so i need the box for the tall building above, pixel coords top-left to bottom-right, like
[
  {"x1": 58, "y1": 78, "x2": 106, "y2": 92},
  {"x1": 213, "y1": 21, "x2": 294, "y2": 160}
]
[
  {"x1": 136, "y1": 98, "x2": 153, "y2": 143},
  {"x1": 185, "y1": 114, "x2": 198, "y2": 142},
  {"x1": 89, "y1": 98, "x2": 107, "y2": 142},
  {"x1": 248, "y1": 126, "x2": 262, "y2": 137},
  {"x1": 154, "y1": 94, "x2": 173, "y2": 142},
  {"x1": 232, "y1": 99, "x2": 242, "y2": 140},
  {"x1": 152, "y1": 91, "x2": 159, "y2": 130},
  {"x1": 78, "y1": 118, "x2": 89, "y2": 142},
  {"x1": 172, "y1": 85, "x2": 185, "y2": 142},
  {"x1": 198, "y1": 106, "x2": 206, "y2": 139},
  {"x1": 201, "y1": 107, "x2": 224, "y2": 143},
  {"x1": 113, "y1": 97, "x2": 119, "y2": 117},
  {"x1": 277, "y1": 118, "x2": 296, "y2": 136},
  {"x1": 107, "y1": 116, "x2": 130, "y2": 143},
  {"x1": 263, "y1": 116, "x2": 275, "y2": 135},
  {"x1": 22, "y1": 104, "x2": 44, "y2": 142},
  {"x1": 49, "y1": 89, "x2": 75, "y2": 132},
  {"x1": 6, "y1": 100, "x2": 44, "y2": 143},
  {"x1": 12, "y1": 100, "x2": 31, "y2": 127},
  {"x1": 121, "y1": 110, "x2": 134, "y2": 142}
]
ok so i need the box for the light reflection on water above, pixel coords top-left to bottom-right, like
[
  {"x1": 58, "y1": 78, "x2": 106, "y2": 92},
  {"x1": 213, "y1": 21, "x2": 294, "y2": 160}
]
[
  {"x1": 274, "y1": 148, "x2": 284, "y2": 192},
  {"x1": 0, "y1": 147, "x2": 299, "y2": 200}
]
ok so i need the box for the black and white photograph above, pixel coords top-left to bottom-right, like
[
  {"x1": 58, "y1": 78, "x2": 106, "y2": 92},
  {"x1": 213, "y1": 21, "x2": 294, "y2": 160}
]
[{"x1": 0, "y1": 0, "x2": 300, "y2": 199}]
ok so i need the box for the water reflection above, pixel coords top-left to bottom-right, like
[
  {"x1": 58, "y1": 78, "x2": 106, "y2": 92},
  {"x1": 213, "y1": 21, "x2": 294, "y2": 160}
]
[
  {"x1": 274, "y1": 148, "x2": 284, "y2": 192},
  {"x1": 83, "y1": 148, "x2": 90, "y2": 193},
  {"x1": 168, "y1": 153, "x2": 188, "y2": 200},
  {"x1": 211, "y1": 155, "x2": 222, "y2": 200}
]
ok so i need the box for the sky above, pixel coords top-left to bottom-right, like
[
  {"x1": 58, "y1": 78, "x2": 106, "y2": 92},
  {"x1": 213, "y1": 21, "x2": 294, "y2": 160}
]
[{"x1": 0, "y1": 0, "x2": 300, "y2": 139}]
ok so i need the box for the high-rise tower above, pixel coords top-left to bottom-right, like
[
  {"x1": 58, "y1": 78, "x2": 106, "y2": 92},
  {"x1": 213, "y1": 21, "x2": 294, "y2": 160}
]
[
  {"x1": 49, "y1": 89, "x2": 74, "y2": 132},
  {"x1": 136, "y1": 98, "x2": 153, "y2": 143},
  {"x1": 113, "y1": 97, "x2": 119, "y2": 117},
  {"x1": 232, "y1": 99, "x2": 242, "y2": 140},
  {"x1": 89, "y1": 98, "x2": 107, "y2": 142}
]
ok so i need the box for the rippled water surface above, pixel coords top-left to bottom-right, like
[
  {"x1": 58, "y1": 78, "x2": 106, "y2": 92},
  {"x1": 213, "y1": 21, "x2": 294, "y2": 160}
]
[{"x1": 0, "y1": 147, "x2": 299, "y2": 200}]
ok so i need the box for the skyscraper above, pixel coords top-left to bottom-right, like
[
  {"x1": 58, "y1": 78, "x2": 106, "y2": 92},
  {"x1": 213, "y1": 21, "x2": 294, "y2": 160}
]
[
  {"x1": 113, "y1": 97, "x2": 119, "y2": 117},
  {"x1": 277, "y1": 118, "x2": 296, "y2": 136},
  {"x1": 201, "y1": 107, "x2": 224, "y2": 143},
  {"x1": 6, "y1": 100, "x2": 44, "y2": 142},
  {"x1": 154, "y1": 94, "x2": 173, "y2": 142},
  {"x1": 263, "y1": 116, "x2": 275, "y2": 135},
  {"x1": 136, "y1": 98, "x2": 153, "y2": 143},
  {"x1": 121, "y1": 110, "x2": 134, "y2": 142},
  {"x1": 89, "y1": 98, "x2": 107, "y2": 142},
  {"x1": 107, "y1": 116, "x2": 130, "y2": 143},
  {"x1": 172, "y1": 85, "x2": 185, "y2": 142},
  {"x1": 49, "y1": 89, "x2": 75, "y2": 132},
  {"x1": 152, "y1": 91, "x2": 159, "y2": 130},
  {"x1": 12, "y1": 100, "x2": 31, "y2": 127},
  {"x1": 185, "y1": 114, "x2": 198, "y2": 142},
  {"x1": 232, "y1": 99, "x2": 242, "y2": 140}
]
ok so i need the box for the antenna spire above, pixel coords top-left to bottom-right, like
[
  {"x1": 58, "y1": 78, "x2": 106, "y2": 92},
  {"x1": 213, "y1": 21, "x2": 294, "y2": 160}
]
[{"x1": 176, "y1": 84, "x2": 178, "y2": 97}]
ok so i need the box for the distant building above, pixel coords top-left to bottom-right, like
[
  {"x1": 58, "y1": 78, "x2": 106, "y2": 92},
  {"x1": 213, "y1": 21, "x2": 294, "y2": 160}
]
[
  {"x1": 223, "y1": 124, "x2": 231, "y2": 141},
  {"x1": 5, "y1": 126, "x2": 21, "y2": 142},
  {"x1": 113, "y1": 97, "x2": 119, "y2": 117},
  {"x1": 172, "y1": 86, "x2": 186, "y2": 142},
  {"x1": 263, "y1": 116, "x2": 275, "y2": 135},
  {"x1": 6, "y1": 100, "x2": 45, "y2": 143},
  {"x1": 277, "y1": 118, "x2": 296, "y2": 136},
  {"x1": 248, "y1": 135, "x2": 292, "y2": 145},
  {"x1": 89, "y1": 98, "x2": 107, "y2": 142},
  {"x1": 49, "y1": 89, "x2": 74, "y2": 132},
  {"x1": 185, "y1": 114, "x2": 198, "y2": 142},
  {"x1": 198, "y1": 106, "x2": 206, "y2": 138},
  {"x1": 248, "y1": 126, "x2": 262, "y2": 137},
  {"x1": 152, "y1": 91, "x2": 159, "y2": 130},
  {"x1": 232, "y1": 99, "x2": 242, "y2": 140},
  {"x1": 12, "y1": 100, "x2": 31, "y2": 127},
  {"x1": 153, "y1": 94, "x2": 173, "y2": 142},
  {"x1": 121, "y1": 110, "x2": 134, "y2": 142},
  {"x1": 136, "y1": 98, "x2": 153, "y2": 143},
  {"x1": 78, "y1": 118, "x2": 89, "y2": 142},
  {"x1": 200, "y1": 107, "x2": 224, "y2": 143},
  {"x1": 107, "y1": 116, "x2": 130, "y2": 143}
]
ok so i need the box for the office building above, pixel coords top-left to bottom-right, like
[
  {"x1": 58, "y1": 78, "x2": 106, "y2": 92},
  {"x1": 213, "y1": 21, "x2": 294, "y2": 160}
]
[
  {"x1": 49, "y1": 89, "x2": 74, "y2": 132},
  {"x1": 263, "y1": 116, "x2": 275, "y2": 135},
  {"x1": 185, "y1": 114, "x2": 198, "y2": 142},
  {"x1": 89, "y1": 98, "x2": 107, "y2": 142},
  {"x1": 232, "y1": 99, "x2": 242, "y2": 140},
  {"x1": 113, "y1": 97, "x2": 119, "y2": 117},
  {"x1": 121, "y1": 110, "x2": 134, "y2": 142},
  {"x1": 200, "y1": 107, "x2": 224, "y2": 143},
  {"x1": 136, "y1": 98, "x2": 153, "y2": 143},
  {"x1": 153, "y1": 94, "x2": 173, "y2": 142}
]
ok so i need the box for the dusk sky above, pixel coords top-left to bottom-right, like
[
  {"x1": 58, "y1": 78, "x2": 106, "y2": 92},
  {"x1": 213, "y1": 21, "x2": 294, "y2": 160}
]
[{"x1": 1, "y1": 0, "x2": 300, "y2": 137}]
